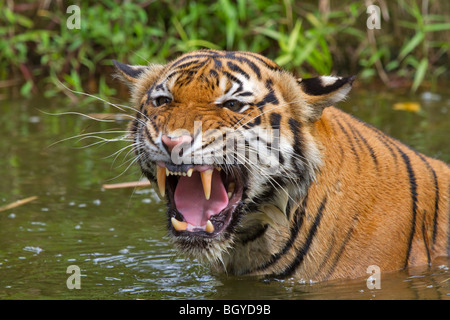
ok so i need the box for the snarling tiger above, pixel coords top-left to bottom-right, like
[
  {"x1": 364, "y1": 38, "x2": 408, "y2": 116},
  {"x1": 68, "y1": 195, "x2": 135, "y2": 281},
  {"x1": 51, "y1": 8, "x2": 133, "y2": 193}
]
[{"x1": 113, "y1": 50, "x2": 449, "y2": 281}]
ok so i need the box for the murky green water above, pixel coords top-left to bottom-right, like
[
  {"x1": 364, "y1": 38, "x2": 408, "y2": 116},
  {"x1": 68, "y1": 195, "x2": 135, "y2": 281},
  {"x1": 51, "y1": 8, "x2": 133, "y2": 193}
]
[{"x1": 0, "y1": 87, "x2": 449, "y2": 300}]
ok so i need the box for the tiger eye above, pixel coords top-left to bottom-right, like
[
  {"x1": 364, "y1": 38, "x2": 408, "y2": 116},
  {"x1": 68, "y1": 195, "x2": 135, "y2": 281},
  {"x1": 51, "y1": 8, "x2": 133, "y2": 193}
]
[
  {"x1": 154, "y1": 96, "x2": 172, "y2": 107},
  {"x1": 222, "y1": 99, "x2": 244, "y2": 112}
]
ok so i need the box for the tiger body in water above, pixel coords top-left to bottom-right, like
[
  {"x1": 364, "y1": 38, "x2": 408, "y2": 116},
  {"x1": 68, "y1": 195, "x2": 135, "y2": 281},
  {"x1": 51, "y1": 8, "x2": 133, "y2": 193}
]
[{"x1": 113, "y1": 49, "x2": 450, "y2": 281}]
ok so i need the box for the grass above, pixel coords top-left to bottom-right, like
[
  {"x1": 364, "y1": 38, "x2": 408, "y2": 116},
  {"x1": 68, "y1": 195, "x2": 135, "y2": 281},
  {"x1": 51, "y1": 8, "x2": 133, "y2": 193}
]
[{"x1": 0, "y1": 0, "x2": 448, "y2": 101}]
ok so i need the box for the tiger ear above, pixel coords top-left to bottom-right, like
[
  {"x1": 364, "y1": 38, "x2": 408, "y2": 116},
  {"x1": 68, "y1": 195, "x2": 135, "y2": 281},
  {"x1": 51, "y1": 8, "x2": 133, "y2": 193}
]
[
  {"x1": 112, "y1": 60, "x2": 151, "y2": 87},
  {"x1": 298, "y1": 75, "x2": 356, "y2": 121}
]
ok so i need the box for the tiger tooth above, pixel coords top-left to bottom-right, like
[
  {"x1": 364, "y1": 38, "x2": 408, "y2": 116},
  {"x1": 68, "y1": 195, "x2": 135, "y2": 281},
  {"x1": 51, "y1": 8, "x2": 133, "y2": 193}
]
[
  {"x1": 187, "y1": 168, "x2": 193, "y2": 177},
  {"x1": 227, "y1": 182, "x2": 235, "y2": 199},
  {"x1": 171, "y1": 217, "x2": 187, "y2": 231},
  {"x1": 205, "y1": 220, "x2": 214, "y2": 233},
  {"x1": 200, "y1": 169, "x2": 213, "y2": 200},
  {"x1": 156, "y1": 166, "x2": 166, "y2": 197},
  {"x1": 166, "y1": 168, "x2": 170, "y2": 176}
]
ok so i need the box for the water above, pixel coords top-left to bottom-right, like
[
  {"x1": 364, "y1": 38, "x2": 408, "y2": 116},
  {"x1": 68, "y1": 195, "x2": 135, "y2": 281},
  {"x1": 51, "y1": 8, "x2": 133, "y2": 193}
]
[{"x1": 0, "y1": 88, "x2": 449, "y2": 300}]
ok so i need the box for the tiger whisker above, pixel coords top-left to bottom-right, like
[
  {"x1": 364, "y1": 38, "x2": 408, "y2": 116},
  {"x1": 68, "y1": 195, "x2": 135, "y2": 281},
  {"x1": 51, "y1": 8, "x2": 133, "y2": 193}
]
[
  {"x1": 232, "y1": 152, "x2": 302, "y2": 209},
  {"x1": 104, "y1": 152, "x2": 145, "y2": 183}
]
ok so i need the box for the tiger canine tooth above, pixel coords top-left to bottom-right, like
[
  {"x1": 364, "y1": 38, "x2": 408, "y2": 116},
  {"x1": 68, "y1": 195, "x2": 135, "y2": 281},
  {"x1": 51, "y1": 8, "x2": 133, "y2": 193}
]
[
  {"x1": 187, "y1": 168, "x2": 193, "y2": 177},
  {"x1": 205, "y1": 220, "x2": 214, "y2": 233},
  {"x1": 171, "y1": 217, "x2": 187, "y2": 231},
  {"x1": 165, "y1": 168, "x2": 170, "y2": 176},
  {"x1": 227, "y1": 182, "x2": 235, "y2": 199},
  {"x1": 200, "y1": 169, "x2": 213, "y2": 200},
  {"x1": 156, "y1": 166, "x2": 166, "y2": 197}
]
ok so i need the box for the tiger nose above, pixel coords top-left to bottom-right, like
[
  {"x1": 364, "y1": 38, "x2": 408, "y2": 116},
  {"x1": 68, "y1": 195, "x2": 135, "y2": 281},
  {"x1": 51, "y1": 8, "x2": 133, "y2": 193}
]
[{"x1": 161, "y1": 134, "x2": 193, "y2": 153}]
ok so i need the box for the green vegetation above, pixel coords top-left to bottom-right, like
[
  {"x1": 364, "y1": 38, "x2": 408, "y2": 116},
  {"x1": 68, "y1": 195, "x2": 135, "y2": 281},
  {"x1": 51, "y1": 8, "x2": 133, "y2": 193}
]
[{"x1": 0, "y1": 0, "x2": 448, "y2": 100}]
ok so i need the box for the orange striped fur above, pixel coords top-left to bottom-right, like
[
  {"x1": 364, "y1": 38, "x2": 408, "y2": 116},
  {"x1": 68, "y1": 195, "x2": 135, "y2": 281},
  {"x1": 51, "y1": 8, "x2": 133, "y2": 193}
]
[{"x1": 114, "y1": 50, "x2": 449, "y2": 281}]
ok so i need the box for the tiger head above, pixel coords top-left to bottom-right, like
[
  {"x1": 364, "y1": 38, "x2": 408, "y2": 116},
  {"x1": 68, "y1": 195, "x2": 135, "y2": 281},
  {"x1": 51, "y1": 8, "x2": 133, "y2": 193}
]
[{"x1": 113, "y1": 50, "x2": 354, "y2": 267}]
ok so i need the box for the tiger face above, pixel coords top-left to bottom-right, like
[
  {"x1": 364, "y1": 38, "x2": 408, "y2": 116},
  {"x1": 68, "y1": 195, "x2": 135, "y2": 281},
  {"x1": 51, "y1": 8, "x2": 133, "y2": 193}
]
[{"x1": 113, "y1": 50, "x2": 355, "y2": 267}]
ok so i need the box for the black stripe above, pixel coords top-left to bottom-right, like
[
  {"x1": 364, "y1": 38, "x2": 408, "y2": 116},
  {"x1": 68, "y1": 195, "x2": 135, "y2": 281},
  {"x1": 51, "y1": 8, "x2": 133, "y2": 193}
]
[
  {"x1": 421, "y1": 212, "x2": 432, "y2": 265},
  {"x1": 238, "y1": 224, "x2": 269, "y2": 246},
  {"x1": 173, "y1": 60, "x2": 202, "y2": 71},
  {"x1": 169, "y1": 53, "x2": 217, "y2": 69},
  {"x1": 143, "y1": 125, "x2": 157, "y2": 147},
  {"x1": 225, "y1": 53, "x2": 265, "y2": 78},
  {"x1": 353, "y1": 126, "x2": 379, "y2": 169},
  {"x1": 247, "y1": 198, "x2": 307, "y2": 274},
  {"x1": 412, "y1": 152, "x2": 440, "y2": 245},
  {"x1": 430, "y1": 166, "x2": 440, "y2": 245},
  {"x1": 130, "y1": 118, "x2": 139, "y2": 134},
  {"x1": 396, "y1": 148, "x2": 418, "y2": 268},
  {"x1": 349, "y1": 112, "x2": 441, "y2": 251},
  {"x1": 227, "y1": 61, "x2": 250, "y2": 79},
  {"x1": 242, "y1": 58, "x2": 261, "y2": 79},
  {"x1": 321, "y1": 213, "x2": 359, "y2": 280},
  {"x1": 256, "y1": 89, "x2": 279, "y2": 110},
  {"x1": 240, "y1": 111, "x2": 261, "y2": 129},
  {"x1": 285, "y1": 200, "x2": 292, "y2": 221},
  {"x1": 223, "y1": 71, "x2": 243, "y2": 92},
  {"x1": 237, "y1": 91, "x2": 253, "y2": 97},
  {"x1": 275, "y1": 197, "x2": 327, "y2": 278},
  {"x1": 234, "y1": 51, "x2": 281, "y2": 72},
  {"x1": 209, "y1": 69, "x2": 219, "y2": 78},
  {"x1": 345, "y1": 113, "x2": 398, "y2": 165},
  {"x1": 288, "y1": 118, "x2": 306, "y2": 175},
  {"x1": 342, "y1": 111, "x2": 446, "y2": 264},
  {"x1": 232, "y1": 54, "x2": 262, "y2": 79},
  {"x1": 269, "y1": 113, "x2": 281, "y2": 131},
  {"x1": 213, "y1": 58, "x2": 222, "y2": 68},
  {"x1": 334, "y1": 118, "x2": 361, "y2": 172}
]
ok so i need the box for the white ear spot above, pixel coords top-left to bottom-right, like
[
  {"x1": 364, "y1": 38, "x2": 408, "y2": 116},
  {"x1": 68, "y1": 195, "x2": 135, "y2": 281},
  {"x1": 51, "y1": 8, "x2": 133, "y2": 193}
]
[{"x1": 319, "y1": 76, "x2": 341, "y2": 86}]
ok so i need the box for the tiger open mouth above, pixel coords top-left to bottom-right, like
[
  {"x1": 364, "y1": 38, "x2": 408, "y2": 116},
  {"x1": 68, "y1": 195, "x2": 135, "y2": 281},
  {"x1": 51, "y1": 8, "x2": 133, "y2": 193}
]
[{"x1": 155, "y1": 162, "x2": 244, "y2": 238}]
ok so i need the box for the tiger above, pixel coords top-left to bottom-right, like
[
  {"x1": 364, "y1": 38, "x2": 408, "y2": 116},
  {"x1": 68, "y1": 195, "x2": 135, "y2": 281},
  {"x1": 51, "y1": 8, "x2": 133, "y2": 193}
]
[{"x1": 113, "y1": 49, "x2": 450, "y2": 281}]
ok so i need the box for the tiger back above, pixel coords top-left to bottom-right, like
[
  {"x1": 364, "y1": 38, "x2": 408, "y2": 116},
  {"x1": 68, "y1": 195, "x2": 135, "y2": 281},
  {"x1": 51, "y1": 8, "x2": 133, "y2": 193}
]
[{"x1": 113, "y1": 49, "x2": 450, "y2": 281}]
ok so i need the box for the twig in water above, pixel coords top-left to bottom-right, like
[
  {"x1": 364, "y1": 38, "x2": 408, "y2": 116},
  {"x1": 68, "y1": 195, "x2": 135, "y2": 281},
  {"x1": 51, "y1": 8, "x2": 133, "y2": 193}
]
[
  {"x1": 0, "y1": 196, "x2": 38, "y2": 212},
  {"x1": 102, "y1": 181, "x2": 151, "y2": 189}
]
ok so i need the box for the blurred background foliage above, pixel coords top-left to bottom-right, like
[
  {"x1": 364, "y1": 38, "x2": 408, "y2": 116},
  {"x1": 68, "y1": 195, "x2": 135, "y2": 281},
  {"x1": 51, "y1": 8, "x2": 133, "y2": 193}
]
[{"x1": 0, "y1": 0, "x2": 449, "y2": 101}]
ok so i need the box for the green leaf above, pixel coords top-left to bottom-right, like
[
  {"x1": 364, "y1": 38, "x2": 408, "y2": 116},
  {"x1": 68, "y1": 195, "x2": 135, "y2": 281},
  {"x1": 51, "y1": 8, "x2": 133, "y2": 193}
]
[
  {"x1": 411, "y1": 58, "x2": 428, "y2": 92},
  {"x1": 294, "y1": 39, "x2": 317, "y2": 66},
  {"x1": 398, "y1": 32, "x2": 425, "y2": 60},
  {"x1": 20, "y1": 81, "x2": 33, "y2": 97},
  {"x1": 275, "y1": 53, "x2": 293, "y2": 66},
  {"x1": 287, "y1": 20, "x2": 302, "y2": 54},
  {"x1": 423, "y1": 23, "x2": 450, "y2": 32}
]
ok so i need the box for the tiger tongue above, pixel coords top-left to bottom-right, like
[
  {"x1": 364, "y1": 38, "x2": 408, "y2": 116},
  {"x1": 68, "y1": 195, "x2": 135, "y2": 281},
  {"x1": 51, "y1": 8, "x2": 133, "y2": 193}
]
[{"x1": 174, "y1": 170, "x2": 228, "y2": 227}]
